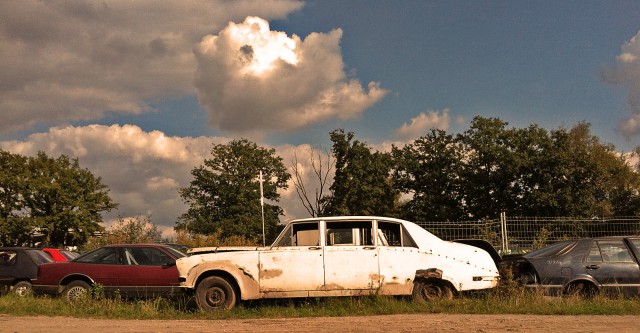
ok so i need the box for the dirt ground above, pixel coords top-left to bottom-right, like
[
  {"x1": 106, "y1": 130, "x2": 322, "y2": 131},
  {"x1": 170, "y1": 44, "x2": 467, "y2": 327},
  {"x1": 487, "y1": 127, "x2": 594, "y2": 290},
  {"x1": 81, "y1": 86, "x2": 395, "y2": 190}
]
[{"x1": 1, "y1": 314, "x2": 637, "y2": 333}]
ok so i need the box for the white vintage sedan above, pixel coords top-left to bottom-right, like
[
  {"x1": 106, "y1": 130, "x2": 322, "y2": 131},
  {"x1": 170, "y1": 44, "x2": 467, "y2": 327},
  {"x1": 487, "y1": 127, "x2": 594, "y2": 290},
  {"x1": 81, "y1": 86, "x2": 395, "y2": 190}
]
[{"x1": 176, "y1": 216, "x2": 499, "y2": 311}]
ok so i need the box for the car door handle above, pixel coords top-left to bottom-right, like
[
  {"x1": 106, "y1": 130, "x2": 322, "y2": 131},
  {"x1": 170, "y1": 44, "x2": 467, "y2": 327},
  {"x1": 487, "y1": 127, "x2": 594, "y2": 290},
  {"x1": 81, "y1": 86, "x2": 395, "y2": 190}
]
[
  {"x1": 363, "y1": 246, "x2": 376, "y2": 250},
  {"x1": 308, "y1": 246, "x2": 321, "y2": 250},
  {"x1": 586, "y1": 264, "x2": 600, "y2": 270}
]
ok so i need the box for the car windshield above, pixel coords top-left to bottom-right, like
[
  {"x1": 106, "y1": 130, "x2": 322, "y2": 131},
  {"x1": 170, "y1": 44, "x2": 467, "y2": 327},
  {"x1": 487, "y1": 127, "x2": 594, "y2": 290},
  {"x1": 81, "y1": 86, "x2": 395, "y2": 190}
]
[
  {"x1": 164, "y1": 246, "x2": 187, "y2": 259},
  {"x1": 525, "y1": 240, "x2": 578, "y2": 258},
  {"x1": 61, "y1": 250, "x2": 80, "y2": 260}
]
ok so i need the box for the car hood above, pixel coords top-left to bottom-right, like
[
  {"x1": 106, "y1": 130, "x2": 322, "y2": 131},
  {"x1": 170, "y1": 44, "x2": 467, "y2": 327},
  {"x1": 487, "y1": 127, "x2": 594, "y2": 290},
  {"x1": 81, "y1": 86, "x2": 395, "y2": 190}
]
[{"x1": 187, "y1": 246, "x2": 267, "y2": 255}]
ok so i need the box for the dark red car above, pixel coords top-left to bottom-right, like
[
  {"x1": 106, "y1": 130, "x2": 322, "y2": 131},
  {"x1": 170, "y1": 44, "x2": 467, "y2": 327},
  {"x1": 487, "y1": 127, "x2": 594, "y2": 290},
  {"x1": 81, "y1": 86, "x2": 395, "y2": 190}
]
[{"x1": 33, "y1": 244, "x2": 186, "y2": 301}]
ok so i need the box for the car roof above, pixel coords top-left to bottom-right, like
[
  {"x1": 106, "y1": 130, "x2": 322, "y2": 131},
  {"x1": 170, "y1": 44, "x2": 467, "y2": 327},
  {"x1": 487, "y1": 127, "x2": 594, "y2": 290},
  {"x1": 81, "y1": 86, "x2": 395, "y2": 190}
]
[{"x1": 290, "y1": 216, "x2": 412, "y2": 224}]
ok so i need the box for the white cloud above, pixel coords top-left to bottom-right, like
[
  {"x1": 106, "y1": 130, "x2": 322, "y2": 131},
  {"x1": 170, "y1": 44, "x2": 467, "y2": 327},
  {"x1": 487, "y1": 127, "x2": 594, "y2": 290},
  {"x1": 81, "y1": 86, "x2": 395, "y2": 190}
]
[
  {"x1": 0, "y1": 125, "x2": 226, "y2": 234},
  {"x1": 193, "y1": 16, "x2": 388, "y2": 137},
  {"x1": 0, "y1": 125, "x2": 322, "y2": 235},
  {"x1": 393, "y1": 109, "x2": 463, "y2": 142},
  {"x1": 601, "y1": 31, "x2": 640, "y2": 139},
  {"x1": 0, "y1": 1, "x2": 303, "y2": 135}
]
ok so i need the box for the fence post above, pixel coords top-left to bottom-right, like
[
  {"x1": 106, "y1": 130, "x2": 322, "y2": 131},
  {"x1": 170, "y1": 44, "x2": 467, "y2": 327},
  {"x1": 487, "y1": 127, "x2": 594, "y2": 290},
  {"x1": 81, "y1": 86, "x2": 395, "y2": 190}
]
[{"x1": 500, "y1": 211, "x2": 508, "y2": 253}]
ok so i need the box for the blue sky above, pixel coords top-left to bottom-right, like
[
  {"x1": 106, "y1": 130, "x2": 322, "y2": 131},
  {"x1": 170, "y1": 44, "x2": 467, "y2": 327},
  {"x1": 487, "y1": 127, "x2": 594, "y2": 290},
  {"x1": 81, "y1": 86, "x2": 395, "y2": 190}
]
[{"x1": 2, "y1": 1, "x2": 640, "y2": 234}]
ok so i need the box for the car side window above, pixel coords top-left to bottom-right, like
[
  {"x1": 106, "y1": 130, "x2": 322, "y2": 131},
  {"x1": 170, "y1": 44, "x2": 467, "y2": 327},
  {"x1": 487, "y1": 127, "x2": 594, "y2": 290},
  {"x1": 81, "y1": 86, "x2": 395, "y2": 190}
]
[
  {"x1": 586, "y1": 242, "x2": 603, "y2": 262},
  {"x1": 0, "y1": 251, "x2": 17, "y2": 265},
  {"x1": 76, "y1": 247, "x2": 121, "y2": 264},
  {"x1": 377, "y1": 221, "x2": 418, "y2": 248},
  {"x1": 326, "y1": 221, "x2": 373, "y2": 246},
  {"x1": 273, "y1": 222, "x2": 319, "y2": 247},
  {"x1": 128, "y1": 247, "x2": 173, "y2": 266},
  {"x1": 597, "y1": 240, "x2": 634, "y2": 263}
]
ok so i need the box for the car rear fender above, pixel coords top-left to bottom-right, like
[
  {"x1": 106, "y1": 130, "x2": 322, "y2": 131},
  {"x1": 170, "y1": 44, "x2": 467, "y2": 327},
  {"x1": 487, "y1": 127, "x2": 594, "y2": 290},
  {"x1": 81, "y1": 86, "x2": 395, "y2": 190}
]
[{"x1": 414, "y1": 268, "x2": 458, "y2": 293}]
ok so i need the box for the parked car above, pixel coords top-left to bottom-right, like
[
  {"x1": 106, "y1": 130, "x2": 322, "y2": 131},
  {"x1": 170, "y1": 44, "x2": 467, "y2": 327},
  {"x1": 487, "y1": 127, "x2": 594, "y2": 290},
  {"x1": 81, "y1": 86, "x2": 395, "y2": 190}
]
[
  {"x1": 32, "y1": 244, "x2": 186, "y2": 301},
  {"x1": 500, "y1": 236, "x2": 640, "y2": 297},
  {"x1": 0, "y1": 247, "x2": 53, "y2": 296},
  {"x1": 177, "y1": 216, "x2": 500, "y2": 311},
  {"x1": 42, "y1": 248, "x2": 80, "y2": 262}
]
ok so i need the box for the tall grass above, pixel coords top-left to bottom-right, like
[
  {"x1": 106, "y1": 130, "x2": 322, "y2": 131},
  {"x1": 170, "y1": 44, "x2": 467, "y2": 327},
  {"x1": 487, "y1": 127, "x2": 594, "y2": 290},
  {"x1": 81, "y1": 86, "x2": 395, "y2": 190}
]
[{"x1": 2, "y1": 284, "x2": 640, "y2": 320}]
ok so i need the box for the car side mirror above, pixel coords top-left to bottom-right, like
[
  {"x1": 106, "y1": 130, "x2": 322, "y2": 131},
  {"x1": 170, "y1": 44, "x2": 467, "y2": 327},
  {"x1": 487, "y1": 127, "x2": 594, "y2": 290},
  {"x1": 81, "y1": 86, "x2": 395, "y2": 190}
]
[{"x1": 162, "y1": 261, "x2": 176, "y2": 268}]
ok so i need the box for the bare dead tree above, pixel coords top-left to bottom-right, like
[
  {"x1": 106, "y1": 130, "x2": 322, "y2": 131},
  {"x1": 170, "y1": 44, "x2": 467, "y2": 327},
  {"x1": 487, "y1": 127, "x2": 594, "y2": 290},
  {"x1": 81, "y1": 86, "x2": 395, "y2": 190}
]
[{"x1": 291, "y1": 147, "x2": 335, "y2": 217}]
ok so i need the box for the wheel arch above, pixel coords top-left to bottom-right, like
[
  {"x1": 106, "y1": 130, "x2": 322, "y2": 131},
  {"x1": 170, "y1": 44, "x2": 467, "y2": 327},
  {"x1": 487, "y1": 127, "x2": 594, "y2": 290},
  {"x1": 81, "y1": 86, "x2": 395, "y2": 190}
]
[
  {"x1": 60, "y1": 274, "x2": 94, "y2": 288},
  {"x1": 563, "y1": 277, "x2": 600, "y2": 295},
  {"x1": 414, "y1": 268, "x2": 459, "y2": 295},
  {"x1": 195, "y1": 270, "x2": 242, "y2": 300}
]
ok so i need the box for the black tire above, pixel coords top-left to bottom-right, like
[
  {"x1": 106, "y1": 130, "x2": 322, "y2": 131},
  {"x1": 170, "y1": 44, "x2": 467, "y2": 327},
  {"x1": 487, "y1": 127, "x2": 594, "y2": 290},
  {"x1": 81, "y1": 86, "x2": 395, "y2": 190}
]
[
  {"x1": 412, "y1": 279, "x2": 454, "y2": 302},
  {"x1": 564, "y1": 281, "x2": 596, "y2": 298},
  {"x1": 64, "y1": 280, "x2": 91, "y2": 302},
  {"x1": 195, "y1": 276, "x2": 237, "y2": 311},
  {"x1": 12, "y1": 281, "x2": 33, "y2": 297}
]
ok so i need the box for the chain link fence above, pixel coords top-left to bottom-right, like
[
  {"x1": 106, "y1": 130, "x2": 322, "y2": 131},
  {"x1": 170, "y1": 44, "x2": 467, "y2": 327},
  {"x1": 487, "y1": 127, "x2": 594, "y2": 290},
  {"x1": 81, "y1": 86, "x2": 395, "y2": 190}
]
[{"x1": 416, "y1": 215, "x2": 640, "y2": 254}]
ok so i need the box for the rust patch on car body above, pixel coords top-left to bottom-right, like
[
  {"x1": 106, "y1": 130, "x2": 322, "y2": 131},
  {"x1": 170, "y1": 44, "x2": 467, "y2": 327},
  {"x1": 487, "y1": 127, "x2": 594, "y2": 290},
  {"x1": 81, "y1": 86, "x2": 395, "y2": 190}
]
[{"x1": 260, "y1": 268, "x2": 283, "y2": 279}]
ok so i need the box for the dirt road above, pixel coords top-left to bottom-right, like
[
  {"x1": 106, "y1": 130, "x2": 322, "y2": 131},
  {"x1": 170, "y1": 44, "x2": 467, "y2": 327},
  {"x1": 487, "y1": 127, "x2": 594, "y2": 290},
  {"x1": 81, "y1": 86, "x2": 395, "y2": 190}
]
[{"x1": 1, "y1": 314, "x2": 636, "y2": 333}]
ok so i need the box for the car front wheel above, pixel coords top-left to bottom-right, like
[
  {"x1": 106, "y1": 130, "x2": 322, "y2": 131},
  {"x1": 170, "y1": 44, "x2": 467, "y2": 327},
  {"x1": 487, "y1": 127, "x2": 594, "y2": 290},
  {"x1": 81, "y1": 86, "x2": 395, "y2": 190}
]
[
  {"x1": 412, "y1": 279, "x2": 454, "y2": 302},
  {"x1": 12, "y1": 281, "x2": 33, "y2": 297},
  {"x1": 195, "y1": 276, "x2": 237, "y2": 311},
  {"x1": 64, "y1": 280, "x2": 90, "y2": 302}
]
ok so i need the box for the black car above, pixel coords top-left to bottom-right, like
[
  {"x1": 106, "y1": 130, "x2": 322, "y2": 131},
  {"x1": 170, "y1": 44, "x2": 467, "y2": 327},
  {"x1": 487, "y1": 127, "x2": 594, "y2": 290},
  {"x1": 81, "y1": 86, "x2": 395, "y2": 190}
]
[
  {"x1": 500, "y1": 236, "x2": 640, "y2": 297},
  {"x1": 0, "y1": 247, "x2": 53, "y2": 296}
]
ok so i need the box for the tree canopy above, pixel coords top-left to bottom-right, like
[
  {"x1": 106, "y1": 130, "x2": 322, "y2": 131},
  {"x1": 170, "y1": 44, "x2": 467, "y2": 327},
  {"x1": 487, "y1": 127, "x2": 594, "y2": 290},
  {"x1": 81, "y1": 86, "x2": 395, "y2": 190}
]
[
  {"x1": 0, "y1": 150, "x2": 117, "y2": 246},
  {"x1": 177, "y1": 139, "x2": 290, "y2": 242},
  {"x1": 323, "y1": 129, "x2": 399, "y2": 217},
  {"x1": 391, "y1": 117, "x2": 640, "y2": 221}
]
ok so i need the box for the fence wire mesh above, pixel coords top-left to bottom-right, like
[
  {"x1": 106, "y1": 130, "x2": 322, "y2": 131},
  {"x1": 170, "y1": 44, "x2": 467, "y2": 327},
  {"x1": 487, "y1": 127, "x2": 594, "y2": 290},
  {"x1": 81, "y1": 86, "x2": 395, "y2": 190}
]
[{"x1": 415, "y1": 216, "x2": 640, "y2": 254}]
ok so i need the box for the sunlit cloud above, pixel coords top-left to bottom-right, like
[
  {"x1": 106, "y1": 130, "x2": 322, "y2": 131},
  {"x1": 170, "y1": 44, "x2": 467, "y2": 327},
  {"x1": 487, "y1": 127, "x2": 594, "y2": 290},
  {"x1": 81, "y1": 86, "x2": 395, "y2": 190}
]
[
  {"x1": 392, "y1": 109, "x2": 464, "y2": 142},
  {"x1": 601, "y1": 31, "x2": 640, "y2": 139},
  {"x1": 0, "y1": 1, "x2": 303, "y2": 135},
  {"x1": 194, "y1": 16, "x2": 388, "y2": 137}
]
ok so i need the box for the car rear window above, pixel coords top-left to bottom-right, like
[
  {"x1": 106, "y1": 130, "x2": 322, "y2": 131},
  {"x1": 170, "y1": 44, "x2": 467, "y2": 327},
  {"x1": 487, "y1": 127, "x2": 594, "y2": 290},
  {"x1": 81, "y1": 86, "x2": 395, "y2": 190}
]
[{"x1": 26, "y1": 250, "x2": 54, "y2": 264}]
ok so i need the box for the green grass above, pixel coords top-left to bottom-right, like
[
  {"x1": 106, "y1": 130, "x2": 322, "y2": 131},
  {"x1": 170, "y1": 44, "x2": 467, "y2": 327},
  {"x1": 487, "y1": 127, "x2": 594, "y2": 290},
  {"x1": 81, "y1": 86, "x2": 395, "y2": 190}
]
[{"x1": 3, "y1": 286, "x2": 640, "y2": 320}]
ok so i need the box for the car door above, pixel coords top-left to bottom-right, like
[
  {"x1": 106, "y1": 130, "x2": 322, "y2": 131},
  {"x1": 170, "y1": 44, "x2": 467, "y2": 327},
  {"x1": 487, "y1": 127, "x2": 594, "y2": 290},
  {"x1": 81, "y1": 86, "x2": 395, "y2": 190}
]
[
  {"x1": 72, "y1": 247, "x2": 129, "y2": 290},
  {"x1": 376, "y1": 220, "x2": 420, "y2": 295},
  {"x1": 116, "y1": 246, "x2": 180, "y2": 297},
  {"x1": 259, "y1": 222, "x2": 325, "y2": 294},
  {"x1": 584, "y1": 239, "x2": 640, "y2": 297},
  {"x1": 323, "y1": 220, "x2": 380, "y2": 291}
]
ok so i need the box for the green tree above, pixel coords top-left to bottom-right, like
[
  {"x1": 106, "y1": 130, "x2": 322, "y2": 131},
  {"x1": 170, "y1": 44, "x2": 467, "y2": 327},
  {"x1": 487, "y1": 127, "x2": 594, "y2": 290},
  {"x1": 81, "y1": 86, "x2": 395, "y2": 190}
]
[
  {"x1": 324, "y1": 129, "x2": 399, "y2": 216},
  {"x1": 0, "y1": 150, "x2": 32, "y2": 246},
  {"x1": 85, "y1": 215, "x2": 162, "y2": 250},
  {"x1": 457, "y1": 117, "x2": 520, "y2": 219},
  {"x1": 24, "y1": 152, "x2": 117, "y2": 246},
  {"x1": 392, "y1": 129, "x2": 466, "y2": 221},
  {"x1": 177, "y1": 139, "x2": 290, "y2": 242}
]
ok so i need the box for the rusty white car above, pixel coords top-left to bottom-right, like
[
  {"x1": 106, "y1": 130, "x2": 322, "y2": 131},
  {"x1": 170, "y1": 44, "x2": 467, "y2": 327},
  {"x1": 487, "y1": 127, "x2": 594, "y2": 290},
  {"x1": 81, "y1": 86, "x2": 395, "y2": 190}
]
[{"x1": 176, "y1": 216, "x2": 499, "y2": 311}]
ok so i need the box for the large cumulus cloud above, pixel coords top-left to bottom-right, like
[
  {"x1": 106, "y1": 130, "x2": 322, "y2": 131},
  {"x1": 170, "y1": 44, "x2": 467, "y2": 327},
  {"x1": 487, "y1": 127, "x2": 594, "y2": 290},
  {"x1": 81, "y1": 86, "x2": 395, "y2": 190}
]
[
  {"x1": 0, "y1": 125, "x2": 323, "y2": 234},
  {"x1": 194, "y1": 16, "x2": 388, "y2": 137},
  {"x1": 0, "y1": 1, "x2": 303, "y2": 135},
  {"x1": 601, "y1": 31, "x2": 640, "y2": 139}
]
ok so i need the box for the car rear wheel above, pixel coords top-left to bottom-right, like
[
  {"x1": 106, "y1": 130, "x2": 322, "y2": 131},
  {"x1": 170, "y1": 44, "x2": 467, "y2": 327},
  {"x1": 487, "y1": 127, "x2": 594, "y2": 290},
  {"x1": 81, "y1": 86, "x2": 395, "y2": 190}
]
[
  {"x1": 412, "y1": 279, "x2": 454, "y2": 302},
  {"x1": 12, "y1": 281, "x2": 33, "y2": 297},
  {"x1": 64, "y1": 280, "x2": 91, "y2": 302},
  {"x1": 195, "y1": 276, "x2": 237, "y2": 311}
]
